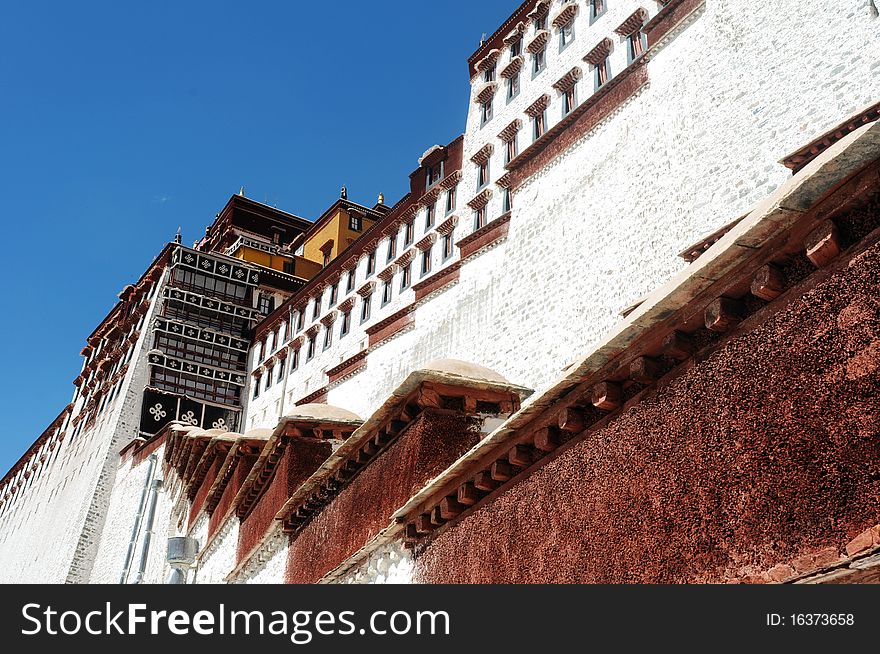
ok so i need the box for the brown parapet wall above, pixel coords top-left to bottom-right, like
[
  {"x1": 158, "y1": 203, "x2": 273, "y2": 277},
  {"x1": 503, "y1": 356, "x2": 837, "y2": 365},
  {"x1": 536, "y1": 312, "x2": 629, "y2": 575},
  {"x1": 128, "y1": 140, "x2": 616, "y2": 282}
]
[
  {"x1": 644, "y1": 0, "x2": 706, "y2": 49},
  {"x1": 456, "y1": 213, "x2": 511, "y2": 260},
  {"x1": 412, "y1": 195, "x2": 880, "y2": 584}
]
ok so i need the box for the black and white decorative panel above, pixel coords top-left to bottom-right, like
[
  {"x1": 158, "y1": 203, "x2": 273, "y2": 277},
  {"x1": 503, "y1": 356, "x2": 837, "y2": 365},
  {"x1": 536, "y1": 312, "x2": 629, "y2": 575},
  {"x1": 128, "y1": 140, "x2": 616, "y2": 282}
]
[
  {"x1": 162, "y1": 287, "x2": 263, "y2": 322},
  {"x1": 147, "y1": 350, "x2": 246, "y2": 386},
  {"x1": 139, "y1": 389, "x2": 239, "y2": 436},
  {"x1": 171, "y1": 246, "x2": 260, "y2": 287}
]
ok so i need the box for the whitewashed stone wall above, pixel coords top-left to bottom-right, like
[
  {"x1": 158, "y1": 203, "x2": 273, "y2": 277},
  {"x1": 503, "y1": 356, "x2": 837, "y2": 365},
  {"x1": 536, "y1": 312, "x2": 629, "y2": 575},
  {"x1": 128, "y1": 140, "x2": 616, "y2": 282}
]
[
  {"x1": 0, "y1": 275, "x2": 165, "y2": 583},
  {"x1": 232, "y1": 528, "x2": 289, "y2": 584},
  {"x1": 194, "y1": 517, "x2": 239, "y2": 584},
  {"x1": 334, "y1": 543, "x2": 414, "y2": 585}
]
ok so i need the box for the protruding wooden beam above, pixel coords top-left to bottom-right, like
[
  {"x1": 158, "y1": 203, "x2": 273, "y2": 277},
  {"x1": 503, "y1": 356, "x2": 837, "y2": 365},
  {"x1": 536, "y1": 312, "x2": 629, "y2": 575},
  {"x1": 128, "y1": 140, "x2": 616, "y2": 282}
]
[
  {"x1": 805, "y1": 220, "x2": 841, "y2": 268},
  {"x1": 662, "y1": 331, "x2": 693, "y2": 361},
  {"x1": 430, "y1": 505, "x2": 447, "y2": 526},
  {"x1": 457, "y1": 482, "x2": 480, "y2": 506},
  {"x1": 473, "y1": 471, "x2": 499, "y2": 492},
  {"x1": 590, "y1": 381, "x2": 622, "y2": 411},
  {"x1": 415, "y1": 513, "x2": 433, "y2": 534},
  {"x1": 533, "y1": 427, "x2": 561, "y2": 452},
  {"x1": 629, "y1": 356, "x2": 662, "y2": 384},
  {"x1": 417, "y1": 387, "x2": 443, "y2": 409},
  {"x1": 508, "y1": 444, "x2": 533, "y2": 468},
  {"x1": 463, "y1": 396, "x2": 478, "y2": 413},
  {"x1": 404, "y1": 524, "x2": 418, "y2": 543},
  {"x1": 439, "y1": 496, "x2": 465, "y2": 520},
  {"x1": 491, "y1": 460, "x2": 513, "y2": 481},
  {"x1": 705, "y1": 297, "x2": 746, "y2": 332},
  {"x1": 557, "y1": 408, "x2": 585, "y2": 433},
  {"x1": 751, "y1": 264, "x2": 786, "y2": 301}
]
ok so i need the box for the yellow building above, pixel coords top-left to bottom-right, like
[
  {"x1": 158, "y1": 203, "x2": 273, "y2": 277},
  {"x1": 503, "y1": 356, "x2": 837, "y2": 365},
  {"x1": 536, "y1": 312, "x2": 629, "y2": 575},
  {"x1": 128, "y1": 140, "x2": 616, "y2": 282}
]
[{"x1": 299, "y1": 195, "x2": 387, "y2": 267}]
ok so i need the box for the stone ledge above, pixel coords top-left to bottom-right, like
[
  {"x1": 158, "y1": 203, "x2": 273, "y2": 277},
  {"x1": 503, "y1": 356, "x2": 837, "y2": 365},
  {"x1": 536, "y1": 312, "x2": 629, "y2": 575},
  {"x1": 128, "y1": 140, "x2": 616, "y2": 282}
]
[{"x1": 456, "y1": 213, "x2": 512, "y2": 260}]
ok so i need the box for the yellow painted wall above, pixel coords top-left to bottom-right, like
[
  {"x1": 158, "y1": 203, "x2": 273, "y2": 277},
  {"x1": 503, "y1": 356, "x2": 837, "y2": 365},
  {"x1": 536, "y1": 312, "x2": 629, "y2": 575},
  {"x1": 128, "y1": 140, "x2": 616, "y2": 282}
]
[
  {"x1": 232, "y1": 248, "x2": 322, "y2": 281},
  {"x1": 302, "y1": 208, "x2": 374, "y2": 267}
]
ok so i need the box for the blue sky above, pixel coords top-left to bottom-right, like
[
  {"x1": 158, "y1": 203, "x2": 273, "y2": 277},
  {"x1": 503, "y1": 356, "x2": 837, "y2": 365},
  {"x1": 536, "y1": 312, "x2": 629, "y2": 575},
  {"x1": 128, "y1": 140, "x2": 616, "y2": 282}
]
[{"x1": 0, "y1": 0, "x2": 515, "y2": 472}]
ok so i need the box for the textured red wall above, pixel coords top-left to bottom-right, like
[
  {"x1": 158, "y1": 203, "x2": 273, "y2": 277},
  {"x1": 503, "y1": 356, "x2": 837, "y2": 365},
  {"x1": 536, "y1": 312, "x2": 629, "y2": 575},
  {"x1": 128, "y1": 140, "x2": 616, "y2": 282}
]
[
  {"x1": 236, "y1": 439, "x2": 334, "y2": 562},
  {"x1": 188, "y1": 459, "x2": 220, "y2": 527},
  {"x1": 208, "y1": 454, "x2": 257, "y2": 538},
  {"x1": 414, "y1": 239, "x2": 880, "y2": 584},
  {"x1": 285, "y1": 411, "x2": 482, "y2": 584}
]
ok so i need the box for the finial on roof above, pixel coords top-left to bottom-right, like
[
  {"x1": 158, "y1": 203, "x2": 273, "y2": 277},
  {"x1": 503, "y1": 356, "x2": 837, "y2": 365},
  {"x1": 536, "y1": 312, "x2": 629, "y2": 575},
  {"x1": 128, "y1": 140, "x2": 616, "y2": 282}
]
[
  {"x1": 174, "y1": 226, "x2": 182, "y2": 244},
  {"x1": 481, "y1": 32, "x2": 486, "y2": 46},
  {"x1": 341, "y1": 185, "x2": 348, "y2": 200},
  {"x1": 378, "y1": 192, "x2": 385, "y2": 206},
  {"x1": 239, "y1": 186, "x2": 245, "y2": 197}
]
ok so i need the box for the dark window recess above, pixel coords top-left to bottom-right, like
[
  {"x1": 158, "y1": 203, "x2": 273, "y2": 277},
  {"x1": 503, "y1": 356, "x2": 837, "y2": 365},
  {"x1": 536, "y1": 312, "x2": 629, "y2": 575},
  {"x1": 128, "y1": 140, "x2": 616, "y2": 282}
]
[
  {"x1": 366, "y1": 251, "x2": 376, "y2": 275},
  {"x1": 443, "y1": 234, "x2": 454, "y2": 260},
  {"x1": 400, "y1": 263, "x2": 411, "y2": 290},
  {"x1": 258, "y1": 294, "x2": 275, "y2": 315},
  {"x1": 283, "y1": 260, "x2": 295, "y2": 275},
  {"x1": 340, "y1": 311, "x2": 351, "y2": 337},
  {"x1": 349, "y1": 214, "x2": 362, "y2": 231}
]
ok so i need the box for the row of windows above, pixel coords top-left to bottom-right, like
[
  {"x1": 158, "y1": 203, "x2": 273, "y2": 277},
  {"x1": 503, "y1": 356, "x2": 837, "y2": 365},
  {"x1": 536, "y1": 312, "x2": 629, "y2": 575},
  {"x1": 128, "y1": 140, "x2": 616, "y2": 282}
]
[
  {"x1": 171, "y1": 268, "x2": 250, "y2": 303},
  {"x1": 253, "y1": 239, "x2": 457, "y2": 397},
  {"x1": 480, "y1": 1, "x2": 645, "y2": 128},
  {"x1": 151, "y1": 368, "x2": 241, "y2": 406},
  {"x1": 154, "y1": 333, "x2": 248, "y2": 371}
]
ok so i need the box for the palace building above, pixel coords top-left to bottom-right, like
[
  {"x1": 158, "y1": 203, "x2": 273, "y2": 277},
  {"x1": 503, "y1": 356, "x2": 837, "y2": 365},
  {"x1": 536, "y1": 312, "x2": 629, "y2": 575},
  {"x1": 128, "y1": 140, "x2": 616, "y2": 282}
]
[{"x1": 2, "y1": 0, "x2": 880, "y2": 584}]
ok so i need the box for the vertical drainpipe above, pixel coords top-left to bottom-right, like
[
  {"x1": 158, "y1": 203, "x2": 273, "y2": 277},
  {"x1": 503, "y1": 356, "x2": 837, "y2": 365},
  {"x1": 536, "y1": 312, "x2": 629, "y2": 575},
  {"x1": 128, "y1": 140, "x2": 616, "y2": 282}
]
[
  {"x1": 134, "y1": 477, "x2": 163, "y2": 583},
  {"x1": 119, "y1": 453, "x2": 157, "y2": 584}
]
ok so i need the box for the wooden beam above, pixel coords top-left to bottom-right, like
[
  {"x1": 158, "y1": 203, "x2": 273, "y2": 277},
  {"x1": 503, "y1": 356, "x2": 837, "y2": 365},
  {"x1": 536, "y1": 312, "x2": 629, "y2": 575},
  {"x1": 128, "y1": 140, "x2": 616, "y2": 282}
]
[
  {"x1": 805, "y1": 219, "x2": 842, "y2": 268},
  {"x1": 473, "y1": 471, "x2": 499, "y2": 492},
  {"x1": 417, "y1": 387, "x2": 443, "y2": 409},
  {"x1": 557, "y1": 407, "x2": 585, "y2": 433},
  {"x1": 491, "y1": 460, "x2": 513, "y2": 482},
  {"x1": 662, "y1": 331, "x2": 693, "y2": 361},
  {"x1": 457, "y1": 482, "x2": 480, "y2": 506},
  {"x1": 590, "y1": 381, "x2": 622, "y2": 411},
  {"x1": 415, "y1": 513, "x2": 434, "y2": 535},
  {"x1": 705, "y1": 297, "x2": 745, "y2": 332},
  {"x1": 508, "y1": 444, "x2": 533, "y2": 468},
  {"x1": 629, "y1": 356, "x2": 662, "y2": 384},
  {"x1": 430, "y1": 505, "x2": 447, "y2": 526},
  {"x1": 439, "y1": 496, "x2": 465, "y2": 520},
  {"x1": 751, "y1": 264, "x2": 786, "y2": 301},
  {"x1": 533, "y1": 427, "x2": 561, "y2": 452}
]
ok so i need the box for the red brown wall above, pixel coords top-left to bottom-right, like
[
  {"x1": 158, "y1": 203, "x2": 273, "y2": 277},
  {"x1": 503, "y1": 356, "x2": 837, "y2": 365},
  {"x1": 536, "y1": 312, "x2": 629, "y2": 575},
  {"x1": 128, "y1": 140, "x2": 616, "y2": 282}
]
[
  {"x1": 285, "y1": 411, "x2": 482, "y2": 584},
  {"x1": 188, "y1": 458, "x2": 220, "y2": 527},
  {"x1": 237, "y1": 439, "x2": 334, "y2": 561},
  {"x1": 414, "y1": 239, "x2": 880, "y2": 583},
  {"x1": 208, "y1": 454, "x2": 257, "y2": 538}
]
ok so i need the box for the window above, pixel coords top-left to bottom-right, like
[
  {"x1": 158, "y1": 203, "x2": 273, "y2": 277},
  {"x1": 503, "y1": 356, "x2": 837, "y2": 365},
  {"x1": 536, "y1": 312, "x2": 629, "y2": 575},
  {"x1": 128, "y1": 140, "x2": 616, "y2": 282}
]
[
  {"x1": 426, "y1": 161, "x2": 444, "y2": 188},
  {"x1": 505, "y1": 136, "x2": 518, "y2": 164},
  {"x1": 507, "y1": 72, "x2": 520, "y2": 100},
  {"x1": 442, "y1": 233, "x2": 454, "y2": 260},
  {"x1": 323, "y1": 325, "x2": 332, "y2": 350},
  {"x1": 474, "y1": 206, "x2": 487, "y2": 231},
  {"x1": 595, "y1": 57, "x2": 610, "y2": 90},
  {"x1": 562, "y1": 85, "x2": 576, "y2": 116},
  {"x1": 329, "y1": 282, "x2": 338, "y2": 306},
  {"x1": 349, "y1": 214, "x2": 362, "y2": 231},
  {"x1": 502, "y1": 187, "x2": 512, "y2": 213},
  {"x1": 477, "y1": 160, "x2": 489, "y2": 189},
  {"x1": 628, "y1": 29, "x2": 646, "y2": 62},
  {"x1": 534, "y1": 14, "x2": 547, "y2": 31},
  {"x1": 400, "y1": 262, "x2": 412, "y2": 290},
  {"x1": 366, "y1": 251, "x2": 376, "y2": 275},
  {"x1": 425, "y1": 202, "x2": 435, "y2": 230},
  {"x1": 257, "y1": 294, "x2": 274, "y2": 315},
  {"x1": 404, "y1": 221, "x2": 414, "y2": 246},
  {"x1": 420, "y1": 247, "x2": 432, "y2": 276},
  {"x1": 283, "y1": 260, "x2": 295, "y2": 275},
  {"x1": 360, "y1": 293, "x2": 372, "y2": 323},
  {"x1": 290, "y1": 348, "x2": 299, "y2": 372},
  {"x1": 306, "y1": 336, "x2": 316, "y2": 361},
  {"x1": 387, "y1": 233, "x2": 397, "y2": 262},
  {"x1": 296, "y1": 310, "x2": 305, "y2": 332},
  {"x1": 277, "y1": 358, "x2": 286, "y2": 382},
  {"x1": 533, "y1": 110, "x2": 546, "y2": 140},
  {"x1": 312, "y1": 297, "x2": 321, "y2": 320},
  {"x1": 382, "y1": 279, "x2": 392, "y2": 306},
  {"x1": 510, "y1": 37, "x2": 522, "y2": 58},
  {"x1": 590, "y1": 0, "x2": 606, "y2": 22},
  {"x1": 256, "y1": 340, "x2": 264, "y2": 362},
  {"x1": 340, "y1": 311, "x2": 351, "y2": 337},
  {"x1": 322, "y1": 248, "x2": 332, "y2": 267},
  {"x1": 446, "y1": 186, "x2": 457, "y2": 214},
  {"x1": 560, "y1": 21, "x2": 574, "y2": 49},
  {"x1": 483, "y1": 64, "x2": 496, "y2": 83},
  {"x1": 346, "y1": 269, "x2": 355, "y2": 293},
  {"x1": 480, "y1": 100, "x2": 493, "y2": 126},
  {"x1": 533, "y1": 47, "x2": 546, "y2": 75},
  {"x1": 265, "y1": 371, "x2": 272, "y2": 390},
  {"x1": 253, "y1": 378, "x2": 261, "y2": 399}
]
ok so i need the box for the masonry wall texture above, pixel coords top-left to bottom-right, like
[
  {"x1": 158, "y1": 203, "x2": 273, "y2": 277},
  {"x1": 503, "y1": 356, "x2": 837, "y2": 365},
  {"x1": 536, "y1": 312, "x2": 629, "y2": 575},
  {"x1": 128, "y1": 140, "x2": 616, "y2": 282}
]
[
  {"x1": 285, "y1": 411, "x2": 483, "y2": 584},
  {"x1": 413, "y1": 234, "x2": 880, "y2": 584}
]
